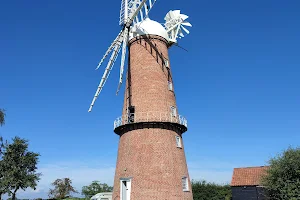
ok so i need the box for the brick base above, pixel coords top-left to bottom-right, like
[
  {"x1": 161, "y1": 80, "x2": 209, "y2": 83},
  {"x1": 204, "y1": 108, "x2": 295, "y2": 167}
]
[{"x1": 112, "y1": 128, "x2": 193, "y2": 200}]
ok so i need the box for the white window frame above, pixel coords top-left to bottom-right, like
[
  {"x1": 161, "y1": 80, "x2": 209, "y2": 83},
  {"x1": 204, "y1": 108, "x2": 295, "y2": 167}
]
[
  {"x1": 182, "y1": 176, "x2": 189, "y2": 191},
  {"x1": 168, "y1": 81, "x2": 173, "y2": 91},
  {"x1": 164, "y1": 58, "x2": 169, "y2": 68},
  {"x1": 171, "y1": 106, "x2": 177, "y2": 117},
  {"x1": 175, "y1": 136, "x2": 182, "y2": 148}
]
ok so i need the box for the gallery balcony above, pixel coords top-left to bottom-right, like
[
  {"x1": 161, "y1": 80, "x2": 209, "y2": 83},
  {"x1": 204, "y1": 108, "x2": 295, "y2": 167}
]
[{"x1": 113, "y1": 112, "x2": 188, "y2": 135}]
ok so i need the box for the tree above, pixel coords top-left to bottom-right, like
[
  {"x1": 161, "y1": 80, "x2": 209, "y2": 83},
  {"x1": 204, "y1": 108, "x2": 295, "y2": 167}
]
[
  {"x1": 2, "y1": 137, "x2": 41, "y2": 200},
  {"x1": 0, "y1": 138, "x2": 8, "y2": 200},
  {"x1": 82, "y1": 181, "x2": 113, "y2": 198},
  {"x1": 0, "y1": 109, "x2": 5, "y2": 127},
  {"x1": 0, "y1": 109, "x2": 7, "y2": 200},
  {"x1": 192, "y1": 180, "x2": 232, "y2": 200},
  {"x1": 261, "y1": 147, "x2": 300, "y2": 199},
  {"x1": 49, "y1": 178, "x2": 78, "y2": 199}
]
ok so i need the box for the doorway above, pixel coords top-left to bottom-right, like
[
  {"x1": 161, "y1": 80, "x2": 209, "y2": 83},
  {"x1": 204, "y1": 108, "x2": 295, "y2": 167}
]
[{"x1": 120, "y1": 178, "x2": 131, "y2": 200}]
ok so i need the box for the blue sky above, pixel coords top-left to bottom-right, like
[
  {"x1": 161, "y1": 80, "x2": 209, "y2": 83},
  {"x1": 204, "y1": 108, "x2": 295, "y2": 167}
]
[{"x1": 1, "y1": 0, "x2": 300, "y2": 198}]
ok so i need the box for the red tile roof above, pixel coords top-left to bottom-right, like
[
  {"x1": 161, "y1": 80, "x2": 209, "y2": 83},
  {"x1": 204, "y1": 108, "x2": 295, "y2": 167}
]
[{"x1": 231, "y1": 166, "x2": 269, "y2": 186}]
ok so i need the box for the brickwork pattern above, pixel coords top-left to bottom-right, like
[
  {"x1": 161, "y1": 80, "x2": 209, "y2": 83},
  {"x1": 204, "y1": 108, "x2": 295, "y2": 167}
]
[
  {"x1": 122, "y1": 35, "x2": 176, "y2": 117},
  {"x1": 112, "y1": 35, "x2": 193, "y2": 200}
]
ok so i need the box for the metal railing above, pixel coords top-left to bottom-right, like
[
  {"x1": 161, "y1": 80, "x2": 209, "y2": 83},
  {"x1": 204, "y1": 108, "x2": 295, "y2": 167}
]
[{"x1": 114, "y1": 112, "x2": 188, "y2": 129}]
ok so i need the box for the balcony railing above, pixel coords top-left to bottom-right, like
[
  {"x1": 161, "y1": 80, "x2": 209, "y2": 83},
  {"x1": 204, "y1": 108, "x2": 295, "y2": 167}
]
[{"x1": 113, "y1": 112, "x2": 188, "y2": 129}]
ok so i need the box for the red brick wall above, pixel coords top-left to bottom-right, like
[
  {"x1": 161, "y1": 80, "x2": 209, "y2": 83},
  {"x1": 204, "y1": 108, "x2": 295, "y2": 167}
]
[
  {"x1": 122, "y1": 35, "x2": 176, "y2": 116},
  {"x1": 112, "y1": 35, "x2": 193, "y2": 200}
]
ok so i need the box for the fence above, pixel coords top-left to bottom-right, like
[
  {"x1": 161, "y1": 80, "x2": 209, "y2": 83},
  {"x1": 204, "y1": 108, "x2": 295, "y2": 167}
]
[{"x1": 114, "y1": 112, "x2": 188, "y2": 129}]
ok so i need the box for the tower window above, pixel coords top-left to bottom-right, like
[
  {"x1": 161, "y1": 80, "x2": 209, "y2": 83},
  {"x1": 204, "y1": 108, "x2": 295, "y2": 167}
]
[
  {"x1": 164, "y1": 58, "x2": 169, "y2": 68},
  {"x1": 128, "y1": 106, "x2": 135, "y2": 123},
  {"x1": 171, "y1": 106, "x2": 177, "y2": 117},
  {"x1": 175, "y1": 136, "x2": 182, "y2": 148},
  {"x1": 182, "y1": 177, "x2": 189, "y2": 191},
  {"x1": 168, "y1": 81, "x2": 173, "y2": 91},
  {"x1": 128, "y1": 106, "x2": 135, "y2": 114}
]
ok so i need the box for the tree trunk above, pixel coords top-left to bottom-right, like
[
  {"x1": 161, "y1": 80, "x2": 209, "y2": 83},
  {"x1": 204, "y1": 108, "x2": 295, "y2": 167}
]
[
  {"x1": 12, "y1": 188, "x2": 18, "y2": 200},
  {"x1": 0, "y1": 192, "x2": 2, "y2": 200}
]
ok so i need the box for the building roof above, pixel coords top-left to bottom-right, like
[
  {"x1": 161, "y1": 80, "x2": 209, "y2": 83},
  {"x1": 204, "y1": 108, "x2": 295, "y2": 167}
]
[{"x1": 231, "y1": 166, "x2": 269, "y2": 186}]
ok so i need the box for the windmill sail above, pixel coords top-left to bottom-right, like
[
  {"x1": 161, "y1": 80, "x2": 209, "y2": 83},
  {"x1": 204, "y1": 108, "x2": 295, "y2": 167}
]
[
  {"x1": 120, "y1": 0, "x2": 158, "y2": 26},
  {"x1": 95, "y1": 30, "x2": 124, "y2": 70},
  {"x1": 89, "y1": 0, "x2": 157, "y2": 112},
  {"x1": 117, "y1": 28, "x2": 129, "y2": 94},
  {"x1": 88, "y1": 33, "x2": 124, "y2": 112},
  {"x1": 89, "y1": 2, "x2": 192, "y2": 112}
]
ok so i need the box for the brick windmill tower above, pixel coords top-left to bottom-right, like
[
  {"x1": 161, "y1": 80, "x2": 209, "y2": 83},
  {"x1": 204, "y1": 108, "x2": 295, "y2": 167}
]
[{"x1": 88, "y1": 1, "x2": 192, "y2": 199}]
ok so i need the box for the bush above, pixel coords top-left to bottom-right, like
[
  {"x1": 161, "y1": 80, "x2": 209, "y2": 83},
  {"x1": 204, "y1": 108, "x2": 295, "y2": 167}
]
[
  {"x1": 192, "y1": 180, "x2": 232, "y2": 200},
  {"x1": 261, "y1": 147, "x2": 300, "y2": 199}
]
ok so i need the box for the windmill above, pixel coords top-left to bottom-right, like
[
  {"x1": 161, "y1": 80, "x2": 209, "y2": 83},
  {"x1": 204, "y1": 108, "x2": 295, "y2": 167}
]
[
  {"x1": 88, "y1": 0, "x2": 191, "y2": 112},
  {"x1": 87, "y1": 0, "x2": 193, "y2": 199}
]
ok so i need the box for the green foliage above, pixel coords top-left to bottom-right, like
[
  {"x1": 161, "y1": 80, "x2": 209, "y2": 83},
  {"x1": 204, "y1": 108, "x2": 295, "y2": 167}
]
[
  {"x1": 261, "y1": 147, "x2": 300, "y2": 199},
  {"x1": 49, "y1": 178, "x2": 78, "y2": 199},
  {"x1": 0, "y1": 109, "x2": 7, "y2": 200},
  {"x1": 0, "y1": 109, "x2": 5, "y2": 127},
  {"x1": 0, "y1": 137, "x2": 8, "y2": 199},
  {"x1": 1, "y1": 137, "x2": 41, "y2": 200},
  {"x1": 81, "y1": 181, "x2": 113, "y2": 198},
  {"x1": 0, "y1": 152, "x2": 9, "y2": 199},
  {"x1": 0, "y1": 159, "x2": 10, "y2": 199},
  {"x1": 192, "y1": 180, "x2": 232, "y2": 200}
]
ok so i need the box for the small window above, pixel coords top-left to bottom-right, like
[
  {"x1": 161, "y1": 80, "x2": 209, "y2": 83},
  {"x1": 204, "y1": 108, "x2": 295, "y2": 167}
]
[
  {"x1": 164, "y1": 58, "x2": 169, "y2": 68},
  {"x1": 175, "y1": 136, "x2": 182, "y2": 148},
  {"x1": 128, "y1": 106, "x2": 135, "y2": 113},
  {"x1": 168, "y1": 81, "x2": 173, "y2": 91},
  {"x1": 128, "y1": 106, "x2": 135, "y2": 123},
  {"x1": 171, "y1": 106, "x2": 177, "y2": 117},
  {"x1": 182, "y1": 177, "x2": 189, "y2": 191}
]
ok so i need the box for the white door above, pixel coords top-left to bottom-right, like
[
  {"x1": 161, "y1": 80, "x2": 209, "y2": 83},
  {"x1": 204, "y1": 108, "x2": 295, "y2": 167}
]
[{"x1": 120, "y1": 178, "x2": 131, "y2": 200}]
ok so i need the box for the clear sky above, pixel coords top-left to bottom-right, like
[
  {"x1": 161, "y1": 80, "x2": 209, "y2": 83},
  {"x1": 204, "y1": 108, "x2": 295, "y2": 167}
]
[{"x1": 1, "y1": 0, "x2": 300, "y2": 199}]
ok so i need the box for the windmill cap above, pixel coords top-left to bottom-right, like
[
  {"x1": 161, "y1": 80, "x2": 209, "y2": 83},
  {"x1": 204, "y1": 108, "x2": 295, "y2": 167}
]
[{"x1": 130, "y1": 18, "x2": 169, "y2": 41}]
